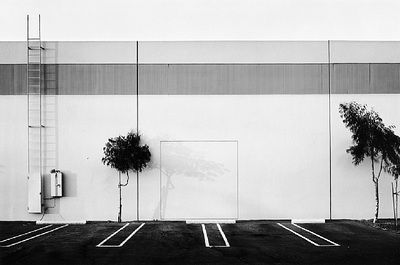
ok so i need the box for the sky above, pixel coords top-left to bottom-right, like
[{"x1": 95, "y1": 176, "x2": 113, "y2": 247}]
[{"x1": 0, "y1": 0, "x2": 399, "y2": 41}]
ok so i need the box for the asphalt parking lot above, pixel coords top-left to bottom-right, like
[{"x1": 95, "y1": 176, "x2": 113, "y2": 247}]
[{"x1": 1, "y1": 220, "x2": 400, "y2": 265}]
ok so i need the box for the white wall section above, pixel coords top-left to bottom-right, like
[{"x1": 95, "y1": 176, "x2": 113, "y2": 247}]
[{"x1": 139, "y1": 95, "x2": 330, "y2": 220}]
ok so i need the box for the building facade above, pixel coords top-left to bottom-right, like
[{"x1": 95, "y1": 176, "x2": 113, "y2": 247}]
[{"x1": 0, "y1": 41, "x2": 399, "y2": 221}]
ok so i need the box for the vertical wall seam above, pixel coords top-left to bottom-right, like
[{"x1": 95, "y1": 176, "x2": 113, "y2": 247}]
[
  {"x1": 328, "y1": 40, "x2": 332, "y2": 220},
  {"x1": 136, "y1": 41, "x2": 139, "y2": 221},
  {"x1": 236, "y1": 141, "x2": 239, "y2": 220},
  {"x1": 159, "y1": 142, "x2": 162, "y2": 220}
]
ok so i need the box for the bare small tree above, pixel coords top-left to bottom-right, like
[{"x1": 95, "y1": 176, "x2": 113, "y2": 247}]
[
  {"x1": 102, "y1": 131, "x2": 151, "y2": 222},
  {"x1": 339, "y1": 102, "x2": 400, "y2": 222}
]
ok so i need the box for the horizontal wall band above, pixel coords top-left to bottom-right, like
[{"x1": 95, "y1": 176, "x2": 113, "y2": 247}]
[
  {"x1": 139, "y1": 64, "x2": 329, "y2": 95},
  {"x1": 2, "y1": 41, "x2": 400, "y2": 64},
  {"x1": 139, "y1": 41, "x2": 329, "y2": 64},
  {"x1": 1, "y1": 63, "x2": 399, "y2": 95},
  {"x1": 330, "y1": 41, "x2": 400, "y2": 63},
  {"x1": 0, "y1": 64, "x2": 137, "y2": 95},
  {"x1": 0, "y1": 41, "x2": 137, "y2": 64},
  {"x1": 142, "y1": 41, "x2": 400, "y2": 64}
]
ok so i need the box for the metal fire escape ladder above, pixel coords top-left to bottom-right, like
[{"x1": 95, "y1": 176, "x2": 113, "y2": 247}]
[{"x1": 27, "y1": 15, "x2": 45, "y2": 213}]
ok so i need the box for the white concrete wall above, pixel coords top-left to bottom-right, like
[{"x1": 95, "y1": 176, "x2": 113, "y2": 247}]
[
  {"x1": 2, "y1": 94, "x2": 399, "y2": 221},
  {"x1": 0, "y1": 96, "x2": 28, "y2": 220},
  {"x1": 0, "y1": 95, "x2": 138, "y2": 221},
  {"x1": 138, "y1": 95, "x2": 330, "y2": 220},
  {"x1": 0, "y1": 94, "x2": 331, "y2": 221}
]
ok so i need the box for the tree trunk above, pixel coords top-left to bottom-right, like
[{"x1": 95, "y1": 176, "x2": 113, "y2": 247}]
[
  {"x1": 137, "y1": 171, "x2": 139, "y2": 221},
  {"x1": 118, "y1": 172, "x2": 122, "y2": 223},
  {"x1": 374, "y1": 180, "x2": 379, "y2": 223}
]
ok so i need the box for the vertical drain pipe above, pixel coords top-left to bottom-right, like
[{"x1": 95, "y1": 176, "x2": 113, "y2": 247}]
[
  {"x1": 328, "y1": 40, "x2": 332, "y2": 220},
  {"x1": 136, "y1": 41, "x2": 139, "y2": 221}
]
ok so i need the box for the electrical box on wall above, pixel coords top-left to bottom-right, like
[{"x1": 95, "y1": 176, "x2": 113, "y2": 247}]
[{"x1": 50, "y1": 170, "x2": 63, "y2": 197}]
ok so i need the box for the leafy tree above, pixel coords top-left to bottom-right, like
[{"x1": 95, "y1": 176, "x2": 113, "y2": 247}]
[
  {"x1": 339, "y1": 102, "x2": 400, "y2": 222},
  {"x1": 102, "y1": 131, "x2": 151, "y2": 222}
]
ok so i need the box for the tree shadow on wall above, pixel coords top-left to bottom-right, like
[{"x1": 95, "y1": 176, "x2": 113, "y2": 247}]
[{"x1": 153, "y1": 142, "x2": 230, "y2": 220}]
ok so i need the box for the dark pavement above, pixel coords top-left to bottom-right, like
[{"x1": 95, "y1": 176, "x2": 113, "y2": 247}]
[{"x1": 1, "y1": 220, "x2": 400, "y2": 264}]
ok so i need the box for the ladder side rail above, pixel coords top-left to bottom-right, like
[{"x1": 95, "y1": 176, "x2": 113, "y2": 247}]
[
  {"x1": 27, "y1": 14, "x2": 30, "y2": 176},
  {"x1": 39, "y1": 14, "x2": 42, "y2": 179}
]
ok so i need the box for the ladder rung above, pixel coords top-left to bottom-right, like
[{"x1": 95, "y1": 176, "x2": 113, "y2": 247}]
[
  {"x1": 28, "y1": 47, "x2": 45, "y2": 50},
  {"x1": 29, "y1": 125, "x2": 45, "y2": 128}
]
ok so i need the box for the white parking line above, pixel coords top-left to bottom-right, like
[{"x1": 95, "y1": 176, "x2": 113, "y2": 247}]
[
  {"x1": 292, "y1": 223, "x2": 340, "y2": 246},
  {"x1": 201, "y1": 224, "x2": 210, "y2": 247},
  {"x1": 119, "y1": 223, "x2": 145, "y2": 246},
  {"x1": 96, "y1": 223, "x2": 130, "y2": 247},
  {"x1": 0, "y1": 224, "x2": 53, "y2": 243},
  {"x1": 96, "y1": 223, "x2": 145, "y2": 248},
  {"x1": 201, "y1": 223, "x2": 230, "y2": 248},
  {"x1": 217, "y1": 224, "x2": 230, "y2": 247},
  {"x1": 0, "y1": 224, "x2": 69, "y2": 248},
  {"x1": 277, "y1": 223, "x2": 339, "y2": 247}
]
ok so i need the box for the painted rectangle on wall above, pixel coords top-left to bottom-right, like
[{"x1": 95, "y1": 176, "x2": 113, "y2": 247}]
[
  {"x1": 160, "y1": 141, "x2": 238, "y2": 220},
  {"x1": 28, "y1": 172, "x2": 41, "y2": 213}
]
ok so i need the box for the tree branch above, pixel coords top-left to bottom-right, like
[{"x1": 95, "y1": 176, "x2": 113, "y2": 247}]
[
  {"x1": 119, "y1": 172, "x2": 129, "y2": 187},
  {"x1": 376, "y1": 157, "x2": 384, "y2": 181}
]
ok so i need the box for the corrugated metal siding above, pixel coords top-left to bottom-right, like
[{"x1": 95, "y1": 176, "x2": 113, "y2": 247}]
[
  {"x1": 331, "y1": 64, "x2": 369, "y2": 94},
  {"x1": 0, "y1": 64, "x2": 137, "y2": 95},
  {"x1": 0, "y1": 64, "x2": 26, "y2": 95},
  {"x1": 139, "y1": 64, "x2": 329, "y2": 94},
  {"x1": 332, "y1": 64, "x2": 400, "y2": 94},
  {"x1": 1, "y1": 63, "x2": 399, "y2": 95},
  {"x1": 370, "y1": 64, "x2": 400, "y2": 94},
  {"x1": 57, "y1": 64, "x2": 136, "y2": 95}
]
